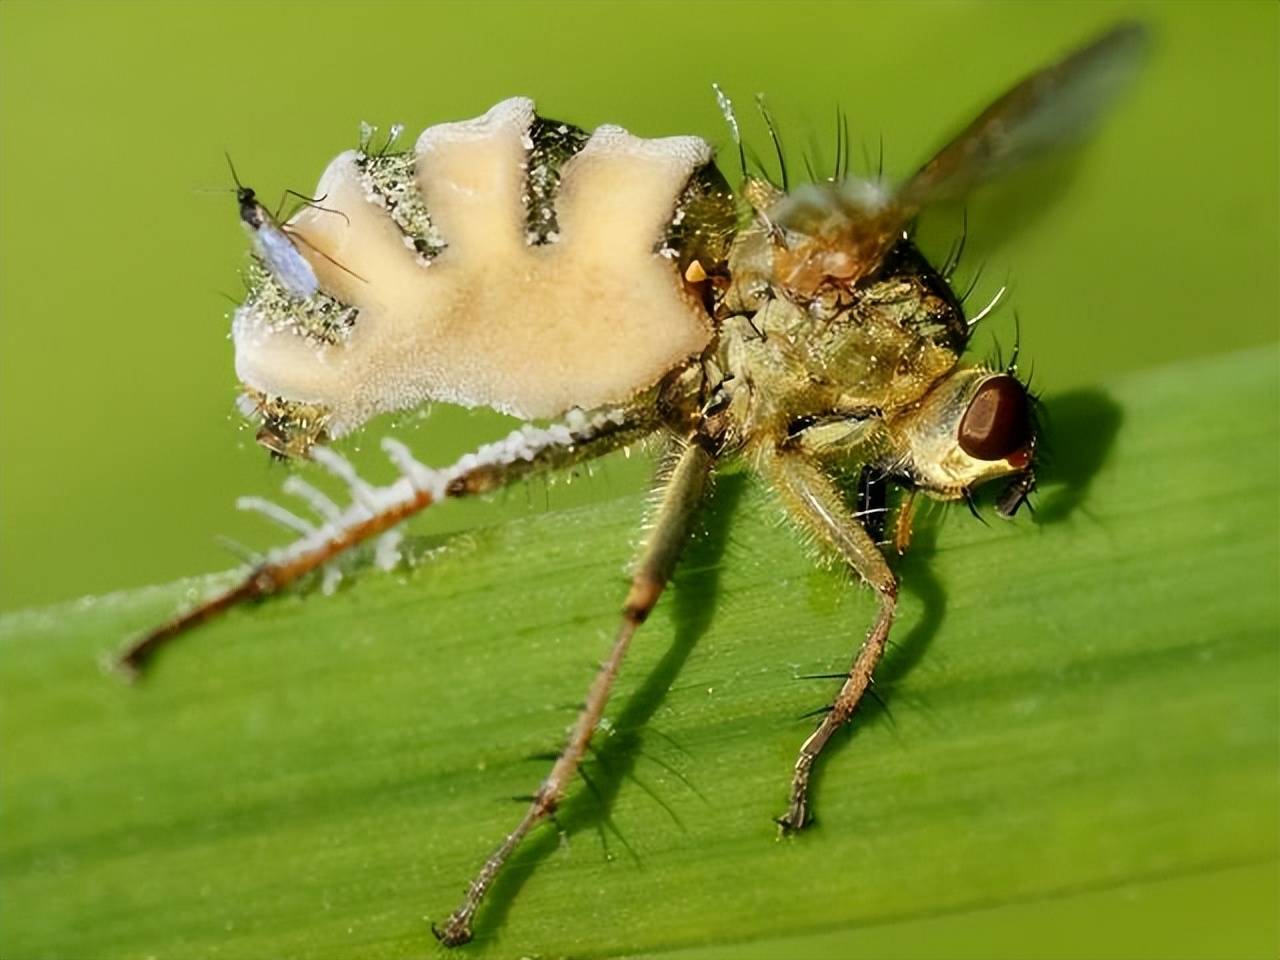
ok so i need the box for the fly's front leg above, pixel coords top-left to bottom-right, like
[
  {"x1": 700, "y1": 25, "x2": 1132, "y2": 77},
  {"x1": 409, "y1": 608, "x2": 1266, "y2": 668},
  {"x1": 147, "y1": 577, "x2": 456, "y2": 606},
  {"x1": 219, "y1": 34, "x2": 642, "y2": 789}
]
[
  {"x1": 115, "y1": 405, "x2": 656, "y2": 677},
  {"x1": 434, "y1": 438, "x2": 715, "y2": 947},
  {"x1": 760, "y1": 447, "x2": 897, "y2": 834}
]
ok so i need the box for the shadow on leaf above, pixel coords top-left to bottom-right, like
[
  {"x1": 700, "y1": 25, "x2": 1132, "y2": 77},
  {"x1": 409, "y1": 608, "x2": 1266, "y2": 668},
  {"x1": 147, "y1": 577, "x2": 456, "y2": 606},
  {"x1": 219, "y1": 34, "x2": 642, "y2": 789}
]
[
  {"x1": 475, "y1": 471, "x2": 747, "y2": 942},
  {"x1": 1033, "y1": 387, "x2": 1124, "y2": 525}
]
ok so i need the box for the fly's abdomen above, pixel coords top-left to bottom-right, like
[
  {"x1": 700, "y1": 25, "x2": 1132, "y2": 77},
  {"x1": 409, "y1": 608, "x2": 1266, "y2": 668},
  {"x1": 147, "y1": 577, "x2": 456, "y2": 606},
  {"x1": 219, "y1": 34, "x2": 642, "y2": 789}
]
[{"x1": 233, "y1": 99, "x2": 735, "y2": 440}]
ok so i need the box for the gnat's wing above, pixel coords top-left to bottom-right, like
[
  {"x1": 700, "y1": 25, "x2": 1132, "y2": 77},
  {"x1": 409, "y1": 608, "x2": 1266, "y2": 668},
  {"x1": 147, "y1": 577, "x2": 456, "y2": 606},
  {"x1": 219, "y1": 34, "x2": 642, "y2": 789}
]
[
  {"x1": 768, "y1": 21, "x2": 1149, "y2": 296},
  {"x1": 898, "y1": 20, "x2": 1149, "y2": 211},
  {"x1": 250, "y1": 221, "x2": 319, "y2": 300}
]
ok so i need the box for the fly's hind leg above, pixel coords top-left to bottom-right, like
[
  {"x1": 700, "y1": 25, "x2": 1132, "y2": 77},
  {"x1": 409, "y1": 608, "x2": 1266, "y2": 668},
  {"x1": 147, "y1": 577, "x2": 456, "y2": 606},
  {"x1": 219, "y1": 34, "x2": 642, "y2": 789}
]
[
  {"x1": 115, "y1": 405, "x2": 657, "y2": 677},
  {"x1": 760, "y1": 447, "x2": 897, "y2": 834},
  {"x1": 434, "y1": 437, "x2": 715, "y2": 947}
]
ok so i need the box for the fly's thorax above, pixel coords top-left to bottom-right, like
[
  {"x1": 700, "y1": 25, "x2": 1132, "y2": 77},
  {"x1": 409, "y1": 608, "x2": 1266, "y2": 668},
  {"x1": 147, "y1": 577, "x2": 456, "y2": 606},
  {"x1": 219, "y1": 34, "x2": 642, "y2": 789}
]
[
  {"x1": 727, "y1": 176, "x2": 907, "y2": 303},
  {"x1": 231, "y1": 98, "x2": 735, "y2": 457},
  {"x1": 720, "y1": 235, "x2": 967, "y2": 435},
  {"x1": 885, "y1": 366, "x2": 1035, "y2": 498},
  {"x1": 720, "y1": 303, "x2": 838, "y2": 439}
]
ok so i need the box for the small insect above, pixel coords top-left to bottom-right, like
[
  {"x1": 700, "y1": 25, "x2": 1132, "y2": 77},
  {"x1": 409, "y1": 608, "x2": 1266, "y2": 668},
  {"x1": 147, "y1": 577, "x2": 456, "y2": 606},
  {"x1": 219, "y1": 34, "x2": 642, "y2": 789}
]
[
  {"x1": 226, "y1": 154, "x2": 320, "y2": 300},
  {"x1": 118, "y1": 22, "x2": 1147, "y2": 947}
]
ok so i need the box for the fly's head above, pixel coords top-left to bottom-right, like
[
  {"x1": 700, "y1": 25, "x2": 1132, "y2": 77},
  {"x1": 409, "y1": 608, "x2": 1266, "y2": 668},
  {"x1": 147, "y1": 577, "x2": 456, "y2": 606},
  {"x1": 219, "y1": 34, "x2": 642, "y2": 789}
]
[{"x1": 889, "y1": 367, "x2": 1038, "y2": 516}]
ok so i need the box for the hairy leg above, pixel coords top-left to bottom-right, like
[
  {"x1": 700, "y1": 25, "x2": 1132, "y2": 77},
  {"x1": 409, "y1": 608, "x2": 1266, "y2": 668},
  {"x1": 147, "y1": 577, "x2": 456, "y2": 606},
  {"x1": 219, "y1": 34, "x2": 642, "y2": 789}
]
[
  {"x1": 759, "y1": 447, "x2": 897, "y2": 834},
  {"x1": 116, "y1": 405, "x2": 656, "y2": 677},
  {"x1": 434, "y1": 438, "x2": 715, "y2": 947}
]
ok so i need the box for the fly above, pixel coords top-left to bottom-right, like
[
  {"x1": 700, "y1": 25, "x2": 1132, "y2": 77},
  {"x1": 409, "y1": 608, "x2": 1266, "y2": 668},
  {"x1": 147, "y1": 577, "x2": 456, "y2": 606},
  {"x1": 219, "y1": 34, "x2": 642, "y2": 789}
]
[{"x1": 119, "y1": 21, "x2": 1148, "y2": 947}]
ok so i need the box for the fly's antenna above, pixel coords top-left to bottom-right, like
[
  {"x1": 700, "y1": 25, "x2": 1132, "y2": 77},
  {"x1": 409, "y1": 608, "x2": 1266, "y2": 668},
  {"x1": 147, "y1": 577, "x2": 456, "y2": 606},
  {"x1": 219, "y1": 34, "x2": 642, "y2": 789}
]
[
  {"x1": 224, "y1": 151, "x2": 246, "y2": 191},
  {"x1": 711, "y1": 83, "x2": 747, "y2": 182},
  {"x1": 755, "y1": 93, "x2": 788, "y2": 191}
]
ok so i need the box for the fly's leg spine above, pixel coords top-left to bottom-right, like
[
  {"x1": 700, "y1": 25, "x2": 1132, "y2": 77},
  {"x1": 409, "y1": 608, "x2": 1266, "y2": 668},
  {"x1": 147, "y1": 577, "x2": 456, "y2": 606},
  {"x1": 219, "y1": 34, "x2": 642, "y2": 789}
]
[
  {"x1": 433, "y1": 438, "x2": 714, "y2": 948},
  {"x1": 114, "y1": 405, "x2": 655, "y2": 678},
  {"x1": 760, "y1": 448, "x2": 898, "y2": 835}
]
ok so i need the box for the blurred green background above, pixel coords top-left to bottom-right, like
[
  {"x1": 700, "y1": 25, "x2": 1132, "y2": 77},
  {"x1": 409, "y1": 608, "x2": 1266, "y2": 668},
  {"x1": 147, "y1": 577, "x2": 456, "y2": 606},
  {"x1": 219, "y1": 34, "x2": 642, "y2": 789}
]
[
  {"x1": 1, "y1": 4, "x2": 1277, "y2": 959},
  {"x1": 0, "y1": 0, "x2": 1275, "y2": 613}
]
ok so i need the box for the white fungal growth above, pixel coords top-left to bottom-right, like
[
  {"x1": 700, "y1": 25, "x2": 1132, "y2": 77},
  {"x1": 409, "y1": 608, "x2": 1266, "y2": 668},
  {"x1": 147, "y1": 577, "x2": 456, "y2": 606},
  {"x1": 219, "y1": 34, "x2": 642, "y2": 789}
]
[
  {"x1": 321, "y1": 564, "x2": 344, "y2": 596},
  {"x1": 712, "y1": 83, "x2": 742, "y2": 147},
  {"x1": 309, "y1": 446, "x2": 377, "y2": 511},
  {"x1": 236, "y1": 496, "x2": 316, "y2": 536},
  {"x1": 374, "y1": 530, "x2": 404, "y2": 572},
  {"x1": 282, "y1": 475, "x2": 344, "y2": 524},
  {"x1": 233, "y1": 98, "x2": 714, "y2": 439},
  {"x1": 380, "y1": 437, "x2": 445, "y2": 499},
  {"x1": 253, "y1": 405, "x2": 629, "y2": 587}
]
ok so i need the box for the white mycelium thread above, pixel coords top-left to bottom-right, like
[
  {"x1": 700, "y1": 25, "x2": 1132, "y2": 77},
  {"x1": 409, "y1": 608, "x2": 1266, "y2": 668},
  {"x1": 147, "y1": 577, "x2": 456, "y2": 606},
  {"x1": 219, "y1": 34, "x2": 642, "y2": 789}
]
[
  {"x1": 380, "y1": 437, "x2": 441, "y2": 496},
  {"x1": 236, "y1": 496, "x2": 316, "y2": 536},
  {"x1": 374, "y1": 530, "x2": 404, "y2": 572},
  {"x1": 282, "y1": 475, "x2": 343, "y2": 524},
  {"x1": 249, "y1": 406, "x2": 629, "y2": 583},
  {"x1": 322, "y1": 565, "x2": 344, "y2": 596},
  {"x1": 233, "y1": 98, "x2": 714, "y2": 437},
  {"x1": 309, "y1": 446, "x2": 381, "y2": 513}
]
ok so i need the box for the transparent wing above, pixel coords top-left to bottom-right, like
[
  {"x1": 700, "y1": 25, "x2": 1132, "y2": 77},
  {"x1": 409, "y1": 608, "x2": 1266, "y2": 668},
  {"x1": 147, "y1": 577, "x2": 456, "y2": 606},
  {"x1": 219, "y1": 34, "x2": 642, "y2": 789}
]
[
  {"x1": 898, "y1": 20, "x2": 1150, "y2": 210},
  {"x1": 767, "y1": 21, "x2": 1149, "y2": 296},
  {"x1": 252, "y1": 223, "x2": 319, "y2": 299}
]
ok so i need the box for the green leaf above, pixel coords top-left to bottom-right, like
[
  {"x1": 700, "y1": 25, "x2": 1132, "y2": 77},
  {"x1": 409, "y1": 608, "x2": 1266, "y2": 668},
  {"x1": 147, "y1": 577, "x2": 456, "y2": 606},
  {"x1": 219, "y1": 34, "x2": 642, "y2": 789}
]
[{"x1": 2, "y1": 347, "x2": 1277, "y2": 959}]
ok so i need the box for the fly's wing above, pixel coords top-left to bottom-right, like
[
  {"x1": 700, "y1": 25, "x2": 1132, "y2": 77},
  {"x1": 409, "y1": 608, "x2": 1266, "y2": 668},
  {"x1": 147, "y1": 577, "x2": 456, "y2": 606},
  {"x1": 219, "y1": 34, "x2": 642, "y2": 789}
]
[
  {"x1": 769, "y1": 21, "x2": 1149, "y2": 295},
  {"x1": 898, "y1": 20, "x2": 1150, "y2": 210},
  {"x1": 249, "y1": 221, "x2": 319, "y2": 300}
]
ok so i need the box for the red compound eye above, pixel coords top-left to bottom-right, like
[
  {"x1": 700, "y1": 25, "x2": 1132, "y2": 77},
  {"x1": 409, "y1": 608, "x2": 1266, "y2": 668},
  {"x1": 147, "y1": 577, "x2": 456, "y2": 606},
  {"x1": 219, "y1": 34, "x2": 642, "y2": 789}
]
[{"x1": 958, "y1": 375, "x2": 1031, "y2": 461}]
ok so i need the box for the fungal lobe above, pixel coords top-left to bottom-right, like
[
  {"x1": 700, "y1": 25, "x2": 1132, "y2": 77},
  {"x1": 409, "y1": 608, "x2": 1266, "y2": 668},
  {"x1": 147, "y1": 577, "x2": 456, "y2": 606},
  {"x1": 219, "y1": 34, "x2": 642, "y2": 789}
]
[{"x1": 233, "y1": 98, "x2": 729, "y2": 439}]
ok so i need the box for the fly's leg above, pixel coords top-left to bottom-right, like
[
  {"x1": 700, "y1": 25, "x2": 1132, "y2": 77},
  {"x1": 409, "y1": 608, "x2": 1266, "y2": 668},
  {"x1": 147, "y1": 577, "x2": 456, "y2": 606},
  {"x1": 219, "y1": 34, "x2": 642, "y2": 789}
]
[
  {"x1": 434, "y1": 438, "x2": 715, "y2": 947},
  {"x1": 761, "y1": 448, "x2": 897, "y2": 834},
  {"x1": 115, "y1": 406, "x2": 657, "y2": 677},
  {"x1": 894, "y1": 487, "x2": 919, "y2": 555}
]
